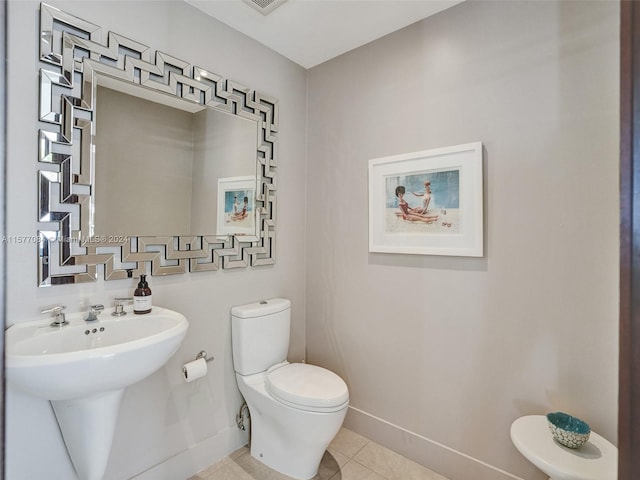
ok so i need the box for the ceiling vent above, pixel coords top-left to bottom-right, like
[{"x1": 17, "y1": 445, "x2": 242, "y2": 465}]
[{"x1": 241, "y1": 0, "x2": 288, "y2": 16}]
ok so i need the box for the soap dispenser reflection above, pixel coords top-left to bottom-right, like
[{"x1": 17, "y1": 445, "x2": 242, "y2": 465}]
[{"x1": 133, "y1": 275, "x2": 152, "y2": 314}]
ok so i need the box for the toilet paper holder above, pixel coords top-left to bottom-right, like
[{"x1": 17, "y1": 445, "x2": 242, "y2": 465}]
[{"x1": 195, "y1": 350, "x2": 215, "y2": 363}]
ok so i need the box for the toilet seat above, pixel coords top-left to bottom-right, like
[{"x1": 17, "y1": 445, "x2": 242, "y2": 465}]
[
  {"x1": 510, "y1": 415, "x2": 617, "y2": 480},
  {"x1": 266, "y1": 363, "x2": 349, "y2": 413}
]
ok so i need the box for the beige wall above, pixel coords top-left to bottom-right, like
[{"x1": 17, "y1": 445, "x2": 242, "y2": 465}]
[
  {"x1": 191, "y1": 108, "x2": 257, "y2": 235},
  {"x1": 306, "y1": 2, "x2": 619, "y2": 479},
  {"x1": 95, "y1": 86, "x2": 194, "y2": 236}
]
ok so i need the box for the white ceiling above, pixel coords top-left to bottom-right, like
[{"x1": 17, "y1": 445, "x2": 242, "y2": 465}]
[{"x1": 184, "y1": 0, "x2": 465, "y2": 69}]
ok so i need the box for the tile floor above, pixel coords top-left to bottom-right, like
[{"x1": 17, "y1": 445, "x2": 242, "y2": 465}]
[{"x1": 189, "y1": 428, "x2": 449, "y2": 480}]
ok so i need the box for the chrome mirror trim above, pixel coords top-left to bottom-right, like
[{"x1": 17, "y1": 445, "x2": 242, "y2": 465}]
[{"x1": 37, "y1": 3, "x2": 277, "y2": 286}]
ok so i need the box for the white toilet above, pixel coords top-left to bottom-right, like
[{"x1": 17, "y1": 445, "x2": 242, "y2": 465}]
[
  {"x1": 231, "y1": 298, "x2": 349, "y2": 480},
  {"x1": 510, "y1": 415, "x2": 617, "y2": 480}
]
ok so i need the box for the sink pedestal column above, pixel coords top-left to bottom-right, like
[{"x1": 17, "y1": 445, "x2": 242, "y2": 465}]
[{"x1": 51, "y1": 389, "x2": 125, "y2": 480}]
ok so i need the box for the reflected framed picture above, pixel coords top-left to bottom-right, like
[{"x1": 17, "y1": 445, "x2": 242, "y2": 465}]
[
  {"x1": 217, "y1": 175, "x2": 258, "y2": 236},
  {"x1": 368, "y1": 142, "x2": 483, "y2": 257}
]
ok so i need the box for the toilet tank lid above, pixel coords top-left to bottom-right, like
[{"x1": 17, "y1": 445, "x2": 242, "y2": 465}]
[{"x1": 231, "y1": 298, "x2": 290, "y2": 318}]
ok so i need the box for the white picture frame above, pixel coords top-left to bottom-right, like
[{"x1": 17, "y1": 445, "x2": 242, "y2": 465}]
[
  {"x1": 216, "y1": 175, "x2": 258, "y2": 236},
  {"x1": 368, "y1": 142, "x2": 483, "y2": 257}
]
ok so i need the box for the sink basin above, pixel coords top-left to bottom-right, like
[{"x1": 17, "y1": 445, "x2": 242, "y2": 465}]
[
  {"x1": 6, "y1": 306, "x2": 188, "y2": 400},
  {"x1": 6, "y1": 306, "x2": 189, "y2": 480}
]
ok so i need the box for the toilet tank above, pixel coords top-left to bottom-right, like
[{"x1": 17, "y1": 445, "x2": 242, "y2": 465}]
[{"x1": 231, "y1": 298, "x2": 291, "y2": 375}]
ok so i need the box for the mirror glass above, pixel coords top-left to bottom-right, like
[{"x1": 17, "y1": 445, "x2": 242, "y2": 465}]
[{"x1": 93, "y1": 76, "x2": 258, "y2": 237}]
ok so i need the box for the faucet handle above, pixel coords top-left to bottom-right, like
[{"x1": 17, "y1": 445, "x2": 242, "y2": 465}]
[
  {"x1": 41, "y1": 304, "x2": 67, "y2": 327},
  {"x1": 112, "y1": 297, "x2": 133, "y2": 317},
  {"x1": 41, "y1": 304, "x2": 66, "y2": 314}
]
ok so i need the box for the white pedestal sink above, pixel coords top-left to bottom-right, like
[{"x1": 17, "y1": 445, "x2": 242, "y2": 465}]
[{"x1": 6, "y1": 307, "x2": 189, "y2": 480}]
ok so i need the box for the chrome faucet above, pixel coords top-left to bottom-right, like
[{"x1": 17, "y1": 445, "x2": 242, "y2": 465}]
[
  {"x1": 84, "y1": 304, "x2": 104, "y2": 322},
  {"x1": 41, "y1": 304, "x2": 67, "y2": 327}
]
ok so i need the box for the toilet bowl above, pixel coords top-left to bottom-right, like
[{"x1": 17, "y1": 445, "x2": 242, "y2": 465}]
[
  {"x1": 510, "y1": 415, "x2": 617, "y2": 480},
  {"x1": 231, "y1": 298, "x2": 349, "y2": 480}
]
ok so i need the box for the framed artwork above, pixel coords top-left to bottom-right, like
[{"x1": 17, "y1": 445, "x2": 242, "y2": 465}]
[
  {"x1": 368, "y1": 142, "x2": 483, "y2": 257},
  {"x1": 217, "y1": 176, "x2": 258, "y2": 236}
]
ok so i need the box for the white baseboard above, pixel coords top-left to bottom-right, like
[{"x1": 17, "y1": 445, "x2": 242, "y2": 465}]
[
  {"x1": 128, "y1": 407, "x2": 528, "y2": 480},
  {"x1": 130, "y1": 426, "x2": 248, "y2": 480},
  {"x1": 344, "y1": 406, "x2": 526, "y2": 480}
]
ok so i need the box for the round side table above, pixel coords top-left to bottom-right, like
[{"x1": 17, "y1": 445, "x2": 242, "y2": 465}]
[{"x1": 510, "y1": 415, "x2": 616, "y2": 480}]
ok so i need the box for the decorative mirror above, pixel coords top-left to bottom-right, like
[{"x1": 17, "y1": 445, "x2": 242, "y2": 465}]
[{"x1": 37, "y1": 3, "x2": 278, "y2": 286}]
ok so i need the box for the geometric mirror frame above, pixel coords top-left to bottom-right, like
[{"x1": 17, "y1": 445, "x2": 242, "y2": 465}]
[{"x1": 37, "y1": 3, "x2": 277, "y2": 286}]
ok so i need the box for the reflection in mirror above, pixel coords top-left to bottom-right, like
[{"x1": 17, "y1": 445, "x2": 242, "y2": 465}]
[{"x1": 94, "y1": 78, "x2": 258, "y2": 237}]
